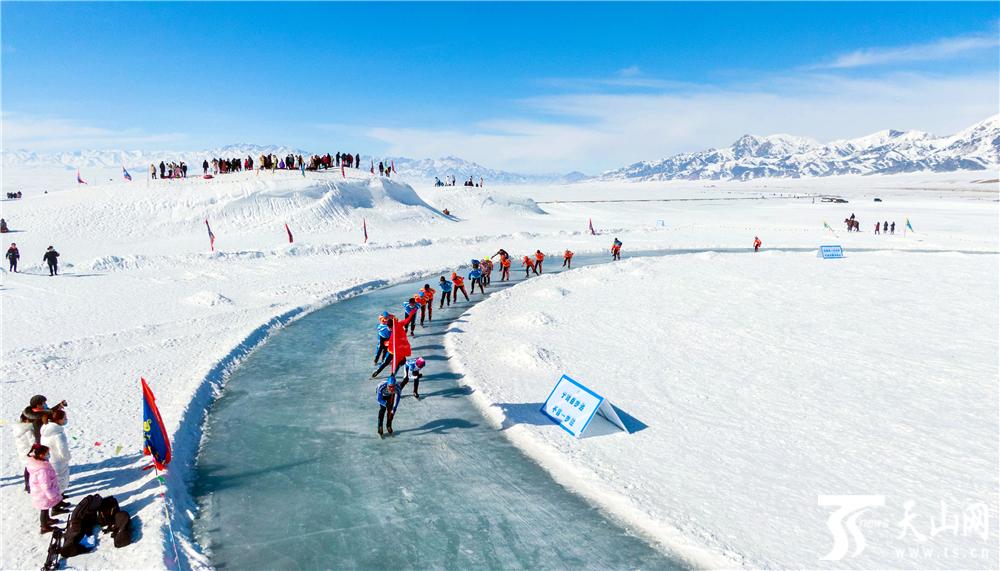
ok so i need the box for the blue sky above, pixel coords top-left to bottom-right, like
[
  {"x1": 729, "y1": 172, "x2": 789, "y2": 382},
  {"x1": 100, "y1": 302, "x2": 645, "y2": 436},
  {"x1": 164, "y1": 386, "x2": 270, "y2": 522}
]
[{"x1": 2, "y1": 2, "x2": 998, "y2": 172}]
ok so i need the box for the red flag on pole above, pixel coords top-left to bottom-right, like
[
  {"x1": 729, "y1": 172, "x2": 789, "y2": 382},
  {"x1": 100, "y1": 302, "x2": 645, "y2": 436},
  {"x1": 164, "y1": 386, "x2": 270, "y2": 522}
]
[
  {"x1": 341, "y1": 165, "x2": 346, "y2": 178},
  {"x1": 370, "y1": 161, "x2": 375, "y2": 175},
  {"x1": 285, "y1": 223, "x2": 294, "y2": 244},
  {"x1": 363, "y1": 219, "x2": 368, "y2": 243},
  {"x1": 391, "y1": 160, "x2": 396, "y2": 174},
  {"x1": 77, "y1": 169, "x2": 87, "y2": 185},
  {"x1": 205, "y1": 219, "x2": 216, "y2": 251},
  {"x1": 588, "y1": 218, "x2": 596, "y2": 235}
]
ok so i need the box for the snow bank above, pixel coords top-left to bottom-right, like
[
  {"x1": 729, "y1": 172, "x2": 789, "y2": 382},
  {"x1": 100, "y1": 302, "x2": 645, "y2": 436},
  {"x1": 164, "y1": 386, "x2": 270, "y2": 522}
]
[{"x1": 447, "y1": 252, "x2": 999, "y2": 569}]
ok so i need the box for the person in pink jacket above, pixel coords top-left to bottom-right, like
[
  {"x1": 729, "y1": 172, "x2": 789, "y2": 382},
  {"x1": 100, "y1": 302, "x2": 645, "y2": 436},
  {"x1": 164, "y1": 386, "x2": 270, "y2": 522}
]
[{"x1": 26, "y1": 444, "x2": 65, "y2": 534}]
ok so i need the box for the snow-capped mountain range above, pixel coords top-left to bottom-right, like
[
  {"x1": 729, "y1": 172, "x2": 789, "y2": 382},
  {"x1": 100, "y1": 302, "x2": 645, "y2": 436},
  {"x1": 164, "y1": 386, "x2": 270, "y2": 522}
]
[
  {"x1": 601, "y1": 115, "x2": 1000, "y2": 181},
  {"x1": 1, "y1": 145, "x2": 573, "y2": 185}
]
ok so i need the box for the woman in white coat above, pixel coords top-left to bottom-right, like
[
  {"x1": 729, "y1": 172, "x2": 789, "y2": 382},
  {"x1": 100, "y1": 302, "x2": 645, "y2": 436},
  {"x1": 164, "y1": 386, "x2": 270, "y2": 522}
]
[
  {"x1": 12, "y1": 415, "x2": 36, "y2": 493},
  {"x1": 40, "y1": 409, "x2": 71, "y2": 508}
]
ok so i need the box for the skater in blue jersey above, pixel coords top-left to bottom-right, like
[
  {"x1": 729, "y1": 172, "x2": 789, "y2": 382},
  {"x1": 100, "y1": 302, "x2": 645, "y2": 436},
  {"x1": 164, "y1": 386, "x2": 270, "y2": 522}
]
[
  {"x1": 468, "y1": 266, "x2": 484, "y2": 294},
  {"x1": 373, "y1": 311, "x2": 392, "y2": 364},
  {"x1": 376, "y1": 376, "x2": 400, "y2": 437}
]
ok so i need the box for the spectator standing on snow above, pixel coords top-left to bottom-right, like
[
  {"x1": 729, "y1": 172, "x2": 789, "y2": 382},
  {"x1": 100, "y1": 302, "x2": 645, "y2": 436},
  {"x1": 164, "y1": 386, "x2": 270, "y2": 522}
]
[
  {"x1": 355, "y1": 153, "x2": 360, "y2": 169},
  {"x1": 378, "y1": 161, "x2": 385, "y2": 176},
  {"x1": 159, "y1": 161, "x2": 166, "y2": 179},
  {"x1": 376, "y1": 377, "x2": 399, "y2": 437},
  {"x1": 438, "y1": 276, "x2": 453, "y2": 308},
  {"x1": 13, "y1": 414, "x2": 36, "y2": 493},
  {"x1": 883, "y1": 221, "x2": 889, "y2": 233},
  {"x1": 26, "y1": 444, "x2": 66, "y2": 534},
  {"x1": 6, "y1": 242, "x2": 19, "y2": 272},
  {"x1": 563, "y1": 249, "x2": 574, "y2": 268},
  {"x1": 150, "y1": 164, "x2": 157, "y2": 180},
  {"x1": 40, "y1": 409, "x2": 71, "y2": 509},
  {"x1": 891, "y1": 221, "x2": 896, "y2": 234},
  {"x1": 43, "y1": 246, "x2": 59, "y2": 276},
  {"x1": 875, "y1": 222, "x2": 880, "y2": 235},
  {"x1": 754, "y1": 236, "x2": 762, "y2": 252},
  {"x1": 202, "y1": 160, "x2": 209, "y2": 175}
]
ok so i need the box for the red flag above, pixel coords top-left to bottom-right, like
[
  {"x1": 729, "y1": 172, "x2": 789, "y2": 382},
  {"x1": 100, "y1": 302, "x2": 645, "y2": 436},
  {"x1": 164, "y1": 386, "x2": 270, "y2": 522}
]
[
  {"x1": 77, "y1": 169, "x2": 87, "y2": 185},
  {"x1": 370, "y1": 161, "x2": 375, "y2": 175},
  {"x1": 341, "y1": 165, "x2": 346, "y2": 178},
  {"x1": 363, "y1": 219, "x2": 368, "y2": 243},
  {"x1": 588, "y1": 218, "x2": 596, "y2": 235},
  {"x1": 205, "y1": 219, "x2": 216, "y2": 251},
  {"x1": 285, "y1": 223, "x2": 294, "y2": 244},
  {"x1": 391, "y1": 160, "x2": 396, "y2": 174}
]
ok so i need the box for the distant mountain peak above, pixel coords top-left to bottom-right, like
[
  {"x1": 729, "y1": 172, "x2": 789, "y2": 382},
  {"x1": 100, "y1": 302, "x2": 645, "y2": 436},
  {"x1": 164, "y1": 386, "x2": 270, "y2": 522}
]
[{"x1": 601, "y1": 117, "x2": 999, "y2": 181}]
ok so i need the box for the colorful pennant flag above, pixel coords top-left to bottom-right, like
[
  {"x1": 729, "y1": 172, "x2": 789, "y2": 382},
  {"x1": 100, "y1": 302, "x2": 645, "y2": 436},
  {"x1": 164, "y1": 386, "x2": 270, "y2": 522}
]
[
  {"x1": 906, "y1": 218, "x2": 914, "y2": 232},
  {"x1": 370, "y1": 160, "x2": 375, "y2": 175},
  {"x1": 77, "y1": 170, "x2": 87, "y2": 185},
  {"x1": 205, "y1": 219, "x2": 216, "y2": 251},
  {"x1": 123, "y1": 166, "x2": 133, "y2": 182},
  {"x1": 391, "y1": 160, "x2": 396, "y2": 174},
  {"x1": 285, "y1": 223, "x2": 294, "y2": 244},
  {"x1": 142, "y1": 377, "x2": 172, "y2": 470},
  {"x1": 363, "y1": 219, "x2": 368, "y2": 243},
  {"x1": 588, "y1": 218, "x2": 596, "y2": 235}
]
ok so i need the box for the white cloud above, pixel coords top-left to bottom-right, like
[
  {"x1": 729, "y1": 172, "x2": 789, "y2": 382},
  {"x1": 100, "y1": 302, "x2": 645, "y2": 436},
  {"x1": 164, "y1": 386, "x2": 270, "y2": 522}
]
[
  {"x1": 1, "y1": 113, "x2": 188, "y2": 151},
  {"x1": 812, "y1": 33, "x2": 999, "y2": 69},
  {"x1": 366, "y1": 71, "x2": 1000, "y2": 174}
]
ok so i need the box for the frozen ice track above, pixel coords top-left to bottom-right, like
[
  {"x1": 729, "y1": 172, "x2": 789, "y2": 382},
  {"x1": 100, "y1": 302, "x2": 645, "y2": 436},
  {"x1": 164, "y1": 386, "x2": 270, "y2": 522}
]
[{"x1": 193, "y1": 252, "x2": 684, "y2": 570}]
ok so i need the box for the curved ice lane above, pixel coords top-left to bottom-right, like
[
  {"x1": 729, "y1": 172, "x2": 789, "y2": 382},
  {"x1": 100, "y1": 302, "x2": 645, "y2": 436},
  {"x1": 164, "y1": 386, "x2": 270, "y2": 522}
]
[{"x1": 193, "y1": 251, "x2": 683, "y2": 570}]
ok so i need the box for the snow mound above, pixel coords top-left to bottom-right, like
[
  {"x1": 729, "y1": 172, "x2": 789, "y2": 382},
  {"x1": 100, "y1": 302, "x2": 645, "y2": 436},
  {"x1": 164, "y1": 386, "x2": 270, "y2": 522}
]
[{"x1": 420, "y1": 186, "x2": 547, "y2": 217}]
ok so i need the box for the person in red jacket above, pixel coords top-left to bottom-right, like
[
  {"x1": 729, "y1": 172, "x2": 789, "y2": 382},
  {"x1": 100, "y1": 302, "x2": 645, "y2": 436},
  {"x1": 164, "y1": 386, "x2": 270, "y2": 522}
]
[
  {"x1": 534, "y1": 250, "x2": 545, "y2": 273},
  {"x1": 500, "y1": 256, "x2": 511, "y2": 281},
  {"x1": 753, "y1": 236, "x2": 762, "y2": 252},
  {"x1": 522, "y1": 255, "x2": 536, "y2": 278},
  {"x1": 562, "y1": 249, "x2": 574, "y2": 268},
  {"x1": 421, "y1": 284, "x2": 436, "y2": 322},
  {"x1": 451, "y1": 272, "x2": 469, "y2": 301},
  {"x1": 414, "y1": 290, "x2": 428, "y2": 327},
  {"x1": 371, "y1": 310, "x2": 417, "y2": 378}
]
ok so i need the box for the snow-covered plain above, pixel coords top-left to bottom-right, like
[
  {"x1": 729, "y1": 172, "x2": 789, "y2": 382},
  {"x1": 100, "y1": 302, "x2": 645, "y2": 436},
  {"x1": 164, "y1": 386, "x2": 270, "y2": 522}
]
[
  {"x1": 448, "y1": 252, "x2": 999, "y2": 569},
  {"x1": 1, "y1": 162, "x2": 997, "y2": 570}
]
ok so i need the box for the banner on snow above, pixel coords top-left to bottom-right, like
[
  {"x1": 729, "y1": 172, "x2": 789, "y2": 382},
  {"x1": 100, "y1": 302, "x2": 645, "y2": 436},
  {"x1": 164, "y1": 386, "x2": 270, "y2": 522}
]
[
  {"x1": 818, "y1": 245, "x2": 845, "y2": 259},
  {"x1": 541, "y1": 374, "x2": 626, "y2": 437}
]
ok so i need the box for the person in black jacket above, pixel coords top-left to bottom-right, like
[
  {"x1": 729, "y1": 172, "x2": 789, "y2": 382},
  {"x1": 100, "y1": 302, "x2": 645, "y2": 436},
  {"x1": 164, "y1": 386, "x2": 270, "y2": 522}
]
[
  {"x1": 43, "y1": 246, "x2": 59, "y2": 276},
  {"x1": 6, "y1": 242, "x2": 19, "y2": 272}
]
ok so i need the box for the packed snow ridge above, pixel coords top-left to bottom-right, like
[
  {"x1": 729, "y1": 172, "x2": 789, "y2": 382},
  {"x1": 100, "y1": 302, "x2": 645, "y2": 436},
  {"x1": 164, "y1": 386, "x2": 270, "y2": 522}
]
[
  {"x1": 2, "y1": 146, "x2": 577, "y2": 186},
  {"x1": 601, "y1": 115, "x2": 1000, "y2": 181}
]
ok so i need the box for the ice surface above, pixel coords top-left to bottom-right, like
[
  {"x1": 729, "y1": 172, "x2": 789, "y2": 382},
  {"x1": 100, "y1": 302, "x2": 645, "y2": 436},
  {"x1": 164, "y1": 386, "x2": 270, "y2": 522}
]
[{"x1": 193, "y1": 258, "x2": 681, "y2": 570}]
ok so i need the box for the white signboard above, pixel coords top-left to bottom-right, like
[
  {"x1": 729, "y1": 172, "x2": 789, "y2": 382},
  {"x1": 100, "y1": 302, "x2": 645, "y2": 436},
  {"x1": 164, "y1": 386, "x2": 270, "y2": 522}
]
[{"x1": 540, "y1": 375, "x2": 626, "y2": 437}]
